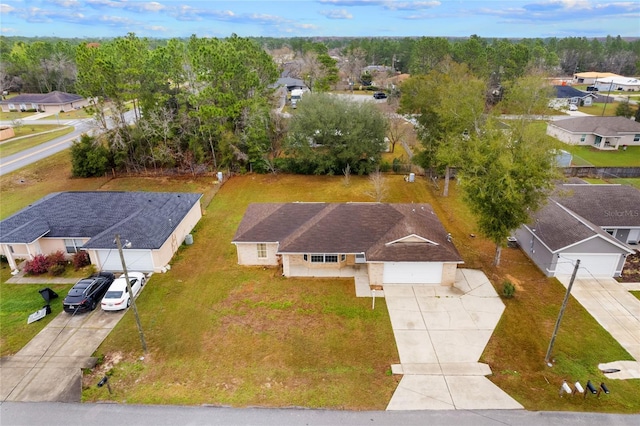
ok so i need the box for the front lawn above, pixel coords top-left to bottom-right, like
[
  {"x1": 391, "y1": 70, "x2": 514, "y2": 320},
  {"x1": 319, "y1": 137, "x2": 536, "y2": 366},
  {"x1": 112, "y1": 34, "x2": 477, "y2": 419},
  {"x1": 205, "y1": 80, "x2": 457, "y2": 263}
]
[
  {"x1": 1, "y1": 159, "x2": 639, "y2": 412},
  {"x1": 565, "y1": 145, "x2": 640, "y2": 167},
  {"x1": 0, "y1": 126, "x2": 74, "y2": 158}
]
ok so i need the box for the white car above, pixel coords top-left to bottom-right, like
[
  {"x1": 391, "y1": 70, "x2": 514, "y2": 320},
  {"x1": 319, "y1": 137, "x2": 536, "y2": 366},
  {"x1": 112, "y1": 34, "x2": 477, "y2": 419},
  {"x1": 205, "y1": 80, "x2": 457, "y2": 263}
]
[
  {"x1": 101, "y1": 272, "x2": 146, "y2": 311},
  {"x1": 569, "y1": 104, "x2": 578, "y2": 111}
]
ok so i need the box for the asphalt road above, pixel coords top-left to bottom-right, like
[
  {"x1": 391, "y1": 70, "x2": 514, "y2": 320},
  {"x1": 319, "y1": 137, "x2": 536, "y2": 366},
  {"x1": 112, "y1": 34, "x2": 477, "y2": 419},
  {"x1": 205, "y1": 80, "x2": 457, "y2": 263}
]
[
  {"x1": 1, "y1": 402, "x2": 639, "y2": 426},
  {"x1": 0, "y1": 120, "x2": 94, "y2": 176},
  {"x1": 0, "y1": 110, "x2": 137, "y2": 177}
]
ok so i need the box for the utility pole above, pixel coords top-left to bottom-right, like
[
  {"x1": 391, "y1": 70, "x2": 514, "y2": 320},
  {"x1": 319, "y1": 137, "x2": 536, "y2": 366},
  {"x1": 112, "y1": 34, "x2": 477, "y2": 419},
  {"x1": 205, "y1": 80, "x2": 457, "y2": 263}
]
[
  {"x1": 115, "y1": 234, "x2": 148, "y2": 354},
  {"x1": 545, "y1": 259, "x2": 580, "y2": 366}
]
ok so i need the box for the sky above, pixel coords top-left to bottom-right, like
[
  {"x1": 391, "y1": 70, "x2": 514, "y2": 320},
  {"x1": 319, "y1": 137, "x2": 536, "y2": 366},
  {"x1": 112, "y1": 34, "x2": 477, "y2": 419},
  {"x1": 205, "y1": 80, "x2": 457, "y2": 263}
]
[{"x1": 0, "y1": 0, "x2": 639, "y2": 39}]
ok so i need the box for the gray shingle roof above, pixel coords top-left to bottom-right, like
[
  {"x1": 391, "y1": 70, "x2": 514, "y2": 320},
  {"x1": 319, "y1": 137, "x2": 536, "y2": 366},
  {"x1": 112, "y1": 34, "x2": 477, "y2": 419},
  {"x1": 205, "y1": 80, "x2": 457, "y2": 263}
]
[
  {"x1": 0, "y1": 192, "x2": 202, "y2": 249},
  {"x1": 550, "y1": 116, "x2": 640, "y2": 134},
  {"x1": 233, "y1": 203, "x2": 462, "y2": 263},
  {"x1": 552, "y1": 184, "x2": 640, "y2": 228},
  {"x1": 0, "y1": 91, "x2": 84, "y2": 105}
]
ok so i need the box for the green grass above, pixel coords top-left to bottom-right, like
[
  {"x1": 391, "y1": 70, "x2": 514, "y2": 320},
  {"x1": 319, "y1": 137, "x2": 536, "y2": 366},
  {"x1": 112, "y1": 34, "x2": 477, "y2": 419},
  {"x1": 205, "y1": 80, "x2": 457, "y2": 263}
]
[
  {"x1": 564, "y1": 145, "x2": 640, "y2": 167},
  {"x1": 0, "y1": 262, "x2": 73, "y2": 356},
  {"x1": 0, "y1": 127, "x2": 74, "y2": 158},
  {"x1": 1, "y1": 157, "x2": 639, "y2": 412},
  {"x1": 631, "y1": 291, "x2": 640, "y2": 301},
  {"x1": 582, "y1": 178, "x2": 640, "y2": 190}
]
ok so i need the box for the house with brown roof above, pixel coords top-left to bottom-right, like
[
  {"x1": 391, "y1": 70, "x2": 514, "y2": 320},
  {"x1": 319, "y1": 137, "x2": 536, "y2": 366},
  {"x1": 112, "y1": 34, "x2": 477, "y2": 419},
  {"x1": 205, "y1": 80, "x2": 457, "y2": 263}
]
[
  {"x1": 514, "y1": 184, "x2": 638, "y2": 278},
  {"x1": 232, "y1": 202, "x2": 463, "y2": 286},
  {"x1": 0, "y1": 91, "x2": 91, "y2": 113},
  {"x1": 547, "y1": 116, "x2": 640, "y2": 150}
]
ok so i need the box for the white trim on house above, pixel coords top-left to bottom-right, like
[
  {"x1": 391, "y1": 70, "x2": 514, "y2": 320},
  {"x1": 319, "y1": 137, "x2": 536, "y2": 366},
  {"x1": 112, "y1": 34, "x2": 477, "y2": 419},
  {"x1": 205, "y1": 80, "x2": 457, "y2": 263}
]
[{"x1": 385, "y1": 234, "x2": 439, "y2": 246}]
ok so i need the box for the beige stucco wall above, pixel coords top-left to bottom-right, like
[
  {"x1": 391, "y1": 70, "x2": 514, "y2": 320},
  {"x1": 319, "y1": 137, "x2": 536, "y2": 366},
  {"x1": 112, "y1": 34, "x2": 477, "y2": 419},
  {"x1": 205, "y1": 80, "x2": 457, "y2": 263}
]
[
  {"x1": 441, "y1": 263, "x2": 458, "y2": 286},
  {"x1": 367, "y1": 263, "x2": 384, "y2": 286},
  {"x1": 0, "y1": 126, "x2": 15, "y2": 141},
  {"x1": 150, "y1": 200, "x2": 203, "y2": 271},
  {"x1": 235, "y1": 242, "x2": 279, "y2": 266}
]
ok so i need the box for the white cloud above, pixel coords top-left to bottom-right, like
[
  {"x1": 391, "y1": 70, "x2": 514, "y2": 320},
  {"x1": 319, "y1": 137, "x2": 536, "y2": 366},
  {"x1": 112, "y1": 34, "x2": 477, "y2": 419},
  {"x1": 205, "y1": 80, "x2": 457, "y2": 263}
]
[
  {"x1": 0, "y1": 3, "x2": 16, "y2": 13},
  {"x1": 320, "y1": 9, "x2": 353, "y2": 19}
]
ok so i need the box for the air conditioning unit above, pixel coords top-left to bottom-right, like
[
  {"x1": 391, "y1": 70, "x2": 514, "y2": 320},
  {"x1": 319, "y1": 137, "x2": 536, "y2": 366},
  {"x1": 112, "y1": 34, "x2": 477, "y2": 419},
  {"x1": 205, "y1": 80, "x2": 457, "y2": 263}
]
[{"x1": 355, "y1": 253, "x2": 366, "y2": 264}]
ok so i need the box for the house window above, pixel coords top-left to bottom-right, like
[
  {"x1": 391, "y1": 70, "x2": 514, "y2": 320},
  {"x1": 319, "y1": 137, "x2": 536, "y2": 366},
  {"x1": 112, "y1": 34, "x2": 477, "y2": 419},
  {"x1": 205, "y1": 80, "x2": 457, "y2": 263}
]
[
  {"x1": 311, "y1": 255, "x2": 325, "y2": 263},
  {"x1": 64, "y1": 239, "x2": 84, "y2": 254},
  {"x1": 341, "y1": 254, "x2": 346, "y2": 262},
  {"x1": 304, "y1": 254, "x2": 308, "y2": 261},
  {"x1": 634, "y1": 134, "x2": 640, "y2": 142},
  {"x1": 257, "y1": 243, "x2": 267, "y2": 259},
  {"x1": 580, "y1": 134, "x2": 586, "y2": 143},
  {"x1": 325, "y1": 255, "x2": 338, "y2": 263},
  {"x1": 8, "y1": 245, "x2": 14, "y2": 254}
]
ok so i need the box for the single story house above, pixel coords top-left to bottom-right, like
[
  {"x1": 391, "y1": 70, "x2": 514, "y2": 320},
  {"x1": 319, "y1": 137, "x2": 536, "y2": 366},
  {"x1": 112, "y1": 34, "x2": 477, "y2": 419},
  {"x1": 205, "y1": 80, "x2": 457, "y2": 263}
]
[
  {"x1": 272, "y1": 77, "x2": 307, "y2": 92},
  {"x1": 595, "y1": 77, "x2": 640, "y2": 92},
  {"x1": 515, "y1": 184, "x2": 638, "y2": 278},
  {"x1": 0, "y1": 191, "x2": 202, "y2": 273},
  {"x1": 232, "y1": 202, "x2": 463, "y2": 286},
  {"x1": 551, "y1": 85, "x2": 598, "y2": 108},
  {"x1": 546, "y1": 116, "x2": 640, "y2": 150},
  {"x1": 572, "y1": 72, "x2": 621, "y2": 85},
  {"x1": 0, "y1": 91, "x2": 91, "y2": 113}
]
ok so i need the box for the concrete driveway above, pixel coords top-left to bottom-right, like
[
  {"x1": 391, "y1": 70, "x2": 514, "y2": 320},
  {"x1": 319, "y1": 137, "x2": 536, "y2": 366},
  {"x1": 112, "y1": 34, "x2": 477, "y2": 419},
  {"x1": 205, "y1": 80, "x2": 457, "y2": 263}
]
[
  {"x1": 384, "y1": 269, "x2": 523, "y2": 410},
  {"x1": 0, "y1": 307, "x2": 126, "y2": 402},
  {"x1": 556, "y1": 275, "x2": 640, "y2": 379}
]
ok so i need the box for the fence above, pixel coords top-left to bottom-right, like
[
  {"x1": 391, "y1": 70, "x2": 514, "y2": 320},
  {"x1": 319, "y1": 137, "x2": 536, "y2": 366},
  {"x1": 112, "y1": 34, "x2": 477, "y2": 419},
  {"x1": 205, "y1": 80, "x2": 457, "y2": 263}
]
[{"x1": 563, "y1": 166, "x2": 640, "y2": 178}]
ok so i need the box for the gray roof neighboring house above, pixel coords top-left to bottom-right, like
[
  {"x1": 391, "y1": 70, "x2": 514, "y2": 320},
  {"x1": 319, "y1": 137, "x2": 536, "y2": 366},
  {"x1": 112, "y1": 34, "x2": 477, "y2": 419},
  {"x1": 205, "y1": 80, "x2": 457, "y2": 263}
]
[
  {"x1": 523, "y1": 183, "x2": 639, "y2": 255},
  {"x1": 525, "y1": 200, "x2": 628, "y2": 253},
  {"x1": 0, "y1": 192, "x2": 202, "y2": 249},
  {"x1": 549, "y1": 116, "x2": 640, "y2": 135},
  {"x1": 233, "y1": 203, "x2": 463, "y2": 263},
  {"x1": 0, "y1": 91, "x2": 84, "y2": 105},
  {"x1": 551, "y1": 184, "x2": 640, "y2": 228}
]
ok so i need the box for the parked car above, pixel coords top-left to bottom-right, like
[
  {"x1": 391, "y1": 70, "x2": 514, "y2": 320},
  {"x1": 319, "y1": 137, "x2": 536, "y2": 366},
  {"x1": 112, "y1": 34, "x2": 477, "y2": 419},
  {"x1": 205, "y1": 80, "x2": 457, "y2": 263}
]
[
  {"x1": 63, "y1": 272, "x2": 115, "y2": 314},
  {"x1": 101, "y1": 272, "x2": 146, "y2": 311},
  {"x1": 373, "y1": 92, "x2": 387, "y2": 99},
  {"x1": 569, "y1": 104, "x2": 578, "y2": 111}
]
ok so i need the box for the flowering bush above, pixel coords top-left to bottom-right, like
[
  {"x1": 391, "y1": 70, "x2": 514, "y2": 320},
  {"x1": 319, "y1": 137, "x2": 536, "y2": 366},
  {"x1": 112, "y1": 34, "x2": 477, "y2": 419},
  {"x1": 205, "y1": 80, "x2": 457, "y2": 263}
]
[
  {"x1": 23, "y1": 254, "x2": 50, "y2": 275},
  {"x1": 72, "y1": 251, "x2": 91, "y2": 270}
]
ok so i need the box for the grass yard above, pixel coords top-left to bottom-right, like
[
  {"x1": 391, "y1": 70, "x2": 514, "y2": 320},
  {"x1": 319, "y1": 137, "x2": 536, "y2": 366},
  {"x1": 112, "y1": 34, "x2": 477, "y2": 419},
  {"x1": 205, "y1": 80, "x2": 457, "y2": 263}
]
[
  {"x1": 582, "y1": 178, "x2": 640, "y2": 190},
  {"x1": 578, "y1": 102, "x2": 621, "y2": 117},
  {"x1": 564, "y1": 145, "x2": 640, "y2": 167},
  {"x1": 1, "y1": 161, "x2": 639, "y2": 412},
  {"x1": 0, "y1": 126, "x2": 74, "y2": 158},
  {"x1": 0, "y1": 261, "x2": 74, "y2": 356}
]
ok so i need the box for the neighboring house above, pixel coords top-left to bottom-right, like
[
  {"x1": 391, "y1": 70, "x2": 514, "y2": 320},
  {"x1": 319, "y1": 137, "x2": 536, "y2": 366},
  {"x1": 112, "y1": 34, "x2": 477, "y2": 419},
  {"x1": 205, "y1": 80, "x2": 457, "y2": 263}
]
[
  {"x1": 272, "y1": 77, "x2": 307, "y2": 92},
  {"x1": 572, "y1": 72, "x2": 621, "y2": 85},
  {"x1": 546, "y1": 116, "x2": 640, "y2": 150},
  {"x1": 0, "y1": 191, "x2": 202, "y2": 273},
  {"x1": 515, "y1": 184, "x2": 639, "y2": 278},
  {"x1": 0, "y1": 91, "x2": 91, "y2": 113},
  {"x1": 595, "y1": 76, "x2": 640, "y2": 92},
  {"x1": 552, "y1": 85, "x2": 598, "y2": 108},
  {"x1": 232, "y1": 202, "x2": 463, "y2": 286}
]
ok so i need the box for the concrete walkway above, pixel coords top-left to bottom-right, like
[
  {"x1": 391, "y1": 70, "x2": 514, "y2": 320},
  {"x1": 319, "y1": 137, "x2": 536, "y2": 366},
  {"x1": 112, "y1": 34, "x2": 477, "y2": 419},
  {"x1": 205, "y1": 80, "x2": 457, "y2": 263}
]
[
  {"x1": 557, "y1": 276, "x2": 640, "y2": 380},
  {"x1": 0, "y1": 307, "x2": 126, "y2": 402},
  {"x1": 384, "y1": 269, "x2": 523, "y2": 410}
]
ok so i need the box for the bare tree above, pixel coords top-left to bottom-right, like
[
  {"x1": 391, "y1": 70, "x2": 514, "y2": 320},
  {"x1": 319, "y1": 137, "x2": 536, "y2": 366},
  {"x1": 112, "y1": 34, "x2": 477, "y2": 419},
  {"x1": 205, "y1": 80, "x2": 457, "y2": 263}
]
[
  {"x1": 385, "y1": 113, "x2": 409, "y2": 154},
  {"x1": 365, "y1": 169, "x2": 388, "y2": 202}
]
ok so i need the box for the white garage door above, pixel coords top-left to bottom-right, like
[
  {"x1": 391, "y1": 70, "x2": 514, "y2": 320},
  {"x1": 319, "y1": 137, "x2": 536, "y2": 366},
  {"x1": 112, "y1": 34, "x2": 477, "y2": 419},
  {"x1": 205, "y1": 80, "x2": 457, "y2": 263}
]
[
  {"x1": 556, "y1": 253, "x2": 619, "y2": 277},
  {"x1": 383, "y1": 262, "x2": 443, "y2": 284},
  {"x1": 95, "y1": 249, "x2": 154, "y2": 272}
]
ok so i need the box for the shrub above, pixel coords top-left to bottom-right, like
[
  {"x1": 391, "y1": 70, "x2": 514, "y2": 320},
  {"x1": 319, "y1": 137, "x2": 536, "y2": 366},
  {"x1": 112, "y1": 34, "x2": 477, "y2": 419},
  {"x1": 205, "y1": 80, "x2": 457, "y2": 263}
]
[
  {"x1": 72, "y1": 251, "x2": 91, "y2": 270},
  {"x1": 502, "y1": 280, "x2": 516, "y2": 299},
  {"x1": 23, "y1": 254, "x2": 50, "y2": 275},
  {"x1": 47, "y1": 250, "x2": 67, "y2": 267},
  {"x1": 48, "y1": 263, "x2": 66, "y2": 276}
]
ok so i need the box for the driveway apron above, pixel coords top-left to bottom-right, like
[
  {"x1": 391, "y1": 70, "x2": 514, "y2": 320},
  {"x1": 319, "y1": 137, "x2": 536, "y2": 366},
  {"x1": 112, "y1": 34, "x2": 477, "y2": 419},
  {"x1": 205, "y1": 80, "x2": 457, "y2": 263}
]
[
  {"x1": 0, "y1": 308, "x2": 125, "y2": 402},
  {"x1": 384, "y1": 269, "x2": 523, "y2": 410}
]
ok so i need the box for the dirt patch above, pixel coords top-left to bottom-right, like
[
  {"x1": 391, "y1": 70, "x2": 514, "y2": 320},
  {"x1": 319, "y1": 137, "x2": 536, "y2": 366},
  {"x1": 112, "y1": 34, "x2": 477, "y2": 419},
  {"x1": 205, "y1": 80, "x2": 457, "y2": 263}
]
[{"x1": 618, "y1": 250, "x2": 640, "y2": 282}]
